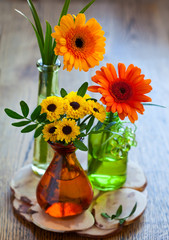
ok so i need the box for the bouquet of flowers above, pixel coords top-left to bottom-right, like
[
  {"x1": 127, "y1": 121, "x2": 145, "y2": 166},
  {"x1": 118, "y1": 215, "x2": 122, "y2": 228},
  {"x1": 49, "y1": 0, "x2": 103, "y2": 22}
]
[
  {"x1": 5, "y1": 82, "x2": 106, "y2": 151},
  {"x1": 4, "y1": 0, "x2": 164, "y2": 222},
  {"x1": 5, "y1": 0, "x2": 157, "y2": 162}
]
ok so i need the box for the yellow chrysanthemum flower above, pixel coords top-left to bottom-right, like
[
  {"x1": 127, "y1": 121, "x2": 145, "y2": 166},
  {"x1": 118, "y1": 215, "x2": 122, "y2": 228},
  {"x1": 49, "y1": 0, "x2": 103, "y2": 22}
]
[
  {"x1": 64, "y1": 92, "x2": 87, "y2": 119},
  {"x1": 88, "y1": 101, "x2": 106, "y2": 123},
  {"x1": 42, "y1": 123, "x2": 57, "y2": 142},
  {"x1": 55, "y1": 118, "x2": 80, "y2": 144},
  {"x1": 41, "y1": 96, "x2": 65, "y2": 122},
  {"x1": 51, "y1": 13, "x2": 106, "y2": 72}
]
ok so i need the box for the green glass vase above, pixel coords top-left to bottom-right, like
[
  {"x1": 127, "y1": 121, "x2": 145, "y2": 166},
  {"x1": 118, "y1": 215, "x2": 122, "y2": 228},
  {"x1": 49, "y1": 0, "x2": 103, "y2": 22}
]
[
  {"x1": 32, "y1": 59, "x2": 61, "y2": 176},
  {"x1": 88, "y1": 113, "x2": 137, "y2": 191}
]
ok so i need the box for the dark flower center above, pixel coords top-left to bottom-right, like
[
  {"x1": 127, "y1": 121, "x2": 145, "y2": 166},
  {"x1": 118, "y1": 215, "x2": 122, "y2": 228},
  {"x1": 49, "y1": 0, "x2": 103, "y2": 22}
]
[
  {"x1": 75, "y1": 38, "x2": 84, "y2": 48},
  {"x1": 70, "y1": 101, "x2": 80, "y2": 110},
  {"x1": 62, "y1": 126, "x2": 72, "y2": 135},
  {"x1": 49, "y1": 127, "x2": 56, "y2": 134},
  {"x1": 111, "y1": 81, "x2": 132, "y2": 102},
  {"x1": 47, "y1": 104, "x2": 56, "y2": 112},
  {"x1": 120, "y1": 88, "x2": 126, "y2": 94},
  {"x1": 93, "y1": 108, "x2": 99, "y2": 113}
]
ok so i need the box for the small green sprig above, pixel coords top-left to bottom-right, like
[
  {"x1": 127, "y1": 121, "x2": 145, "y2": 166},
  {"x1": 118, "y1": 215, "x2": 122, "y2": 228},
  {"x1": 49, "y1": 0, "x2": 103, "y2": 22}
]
[
  {"x1": 5, "y1": 102, "x2": 47, "y2": 138},
  {"x1": 101, "y1": 202, "x2": 137, "y2": 225}
]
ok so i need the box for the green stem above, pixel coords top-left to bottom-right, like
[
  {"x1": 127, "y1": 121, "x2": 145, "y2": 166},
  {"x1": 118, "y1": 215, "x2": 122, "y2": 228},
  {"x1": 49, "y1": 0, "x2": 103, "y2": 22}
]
[
  {"x1": 80, "y1": 115, "x2": 92, "y2": 126},
  {"x1": 102, "y1": 112, "x2": 114, "y2": 146},
  {"x1": 88, "y1": 112, "x2": 115, "y2": 174},
  {"x1": 46, "y1": 71, "x2": 54, "y2": 96},
  {"x1": 37, "y1": 72, "x2": 54, "y2": 165},
  {"x1": 39, "y1": 136, "x2": 48, "y2": 164}
]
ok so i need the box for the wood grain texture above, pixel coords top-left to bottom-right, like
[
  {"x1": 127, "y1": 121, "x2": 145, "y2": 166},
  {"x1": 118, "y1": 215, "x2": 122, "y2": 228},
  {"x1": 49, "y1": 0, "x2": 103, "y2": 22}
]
[{"x1": 0, "y1": 0, "x2": 169, "y2": 239}]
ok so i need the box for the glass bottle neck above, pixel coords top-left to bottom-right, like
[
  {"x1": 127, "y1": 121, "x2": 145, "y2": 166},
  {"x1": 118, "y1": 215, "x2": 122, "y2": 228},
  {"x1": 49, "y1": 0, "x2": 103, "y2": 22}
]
[
  {"x1": 36, "y1": 58, "x2": 61, "y2": 104},
  {"x1": 36, "y1": 58, "x2": 61, "y2": 73},
  {"x1": 48, "y1": 141, "x2": 76, "y2": 155}
]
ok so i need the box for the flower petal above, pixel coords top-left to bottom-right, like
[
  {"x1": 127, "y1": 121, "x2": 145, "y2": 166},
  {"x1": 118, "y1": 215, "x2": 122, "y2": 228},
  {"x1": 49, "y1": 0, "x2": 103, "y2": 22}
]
[
  {"x1": 88, "y1": 86, "x2": 100, "y2": 92},
  {"x1": 118, "y1": 63, "x2": 126, "y2": 79},
  {"x1": 75, "y1": 13, "x2": 86, "y2": 26}
]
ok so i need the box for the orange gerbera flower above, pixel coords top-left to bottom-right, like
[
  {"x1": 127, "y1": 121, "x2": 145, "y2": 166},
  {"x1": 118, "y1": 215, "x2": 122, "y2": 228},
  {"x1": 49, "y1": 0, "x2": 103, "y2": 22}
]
[
  {"x1": 51, "y1": 13, "x2": 106, "y2": 72},
  {"x1": 88, "y1": 63, "x2": 152, "y2": 123}
]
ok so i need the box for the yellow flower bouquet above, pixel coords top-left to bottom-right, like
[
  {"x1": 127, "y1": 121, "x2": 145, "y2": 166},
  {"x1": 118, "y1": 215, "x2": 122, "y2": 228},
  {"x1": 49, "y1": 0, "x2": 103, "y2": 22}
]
[{"x1": 5, "y1": 82, "x2": 106, "y2": 151}]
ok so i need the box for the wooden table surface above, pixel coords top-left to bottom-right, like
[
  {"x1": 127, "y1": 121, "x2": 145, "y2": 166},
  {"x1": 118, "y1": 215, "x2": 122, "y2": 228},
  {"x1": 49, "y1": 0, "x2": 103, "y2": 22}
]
[{"x1": 0, "y1": 0, "x2": 169, "y2": 239}]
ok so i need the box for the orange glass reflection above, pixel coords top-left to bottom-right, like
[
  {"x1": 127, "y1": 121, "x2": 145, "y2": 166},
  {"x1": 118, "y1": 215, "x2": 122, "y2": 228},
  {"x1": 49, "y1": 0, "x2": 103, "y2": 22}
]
[{"x1": 36, "y1": 142, "x2": 93, "y2": 218}]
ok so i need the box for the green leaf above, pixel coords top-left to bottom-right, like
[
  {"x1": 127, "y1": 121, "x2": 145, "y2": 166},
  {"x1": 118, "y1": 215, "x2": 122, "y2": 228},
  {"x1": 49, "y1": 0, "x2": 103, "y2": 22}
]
[
  {"x1": 86, "y1": 116, "x2": 95, "y2": 133},
  {"x1": 74, "y1": 139, "x2": 88, "y2": 151},
  {"x1": 52, "y1": 35, "x2": 57, "y2": 62},
  {"x1": 79, "y1": 0, "x2": 95, "y2": 13},
  {"x1": 20, "y1": 101, "x2": 29, "y2": 117},
  {"x1": 77, "y1": 82, "x2": 88, "y2": 97},
  {"x1": 86, "y1": 98, "x2": 97, "y2": 102},
  {"x1": 104, "y1": 122, "x2": 116, "y2": 130},
  {"x1": 33, "y1": 25, "x2": 45, "y2": 61},
  {"x1": 4, "y1": 108, "x2": 24, "y2": 119},
  {"x1": 77, "y1": 118, "x2": 81, "y2": 125},
  {"x1": 44, "y1": 120, "x2": 51, "y2": 125},
  {"x1": 27, "y1": 0, "x2": 44, "y2": 45},
  {"x1": 79, "y1": 115, "x2": 92, "y2": 126},
  {"x1": 60, "y1": 88, "x2": 68, "y2": 97},
  {"x1": 119, "y1": 219, "x2": 125, "y2": 225},
  {"x1": 128, "y1": 202, "x2": 137, "y2": 217},
  {"x1": 15, "y1": 9, "x2": 45, "y2": 61},
  {"x1": 34, "y1": 125, "x2": 44, "y2": 138},
  {"x1": 44, "y1": 21, "x2": 52, "y2": 64},
  {"x1": 31, "y1": 105, "x2": 41, "y2": 121},
  {"x1": 12, "y1": 120, "x2": 31, "y2": 127},
  {"x1": 80, "y1": 123, "x2": 87, "y2": 132},
  {"x1": 95, "y1": 121, "x2": 103, "y2": 131},
  {"x1": 101, "y1": 213, "x2": 111, "y2": 219},
  {"x1": 79, "y1": 132, "x2": 86, "y2": 138},
  {"x1": 143, "y1": 103, "x2": 166, "y2": 108},
  {"x1": 37, "y1": 113, "x2": 47, "y2": 123},
  {"x1": 51, "y1": 52, "x2": 58, "y2": 65},
  {"x1": 111, "y1": 214, "x2": 116, "y2": 220},
  {"x1": 58, "y1": 0, "x2": 71, "y2": 25},
  {"x1": 21, "y1": 124, "x2": 38, "y2": 133},
  {"x1": 115, "y1": 205, "x2": 122, "y2": 217}
]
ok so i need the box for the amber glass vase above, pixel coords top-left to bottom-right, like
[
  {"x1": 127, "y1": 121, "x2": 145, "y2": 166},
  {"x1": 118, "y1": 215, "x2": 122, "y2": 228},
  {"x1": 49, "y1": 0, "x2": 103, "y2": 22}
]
[
  {"x1": 32, "y1": 59, "x2": 61, "y2": 176},
  {"x1": 36, "y1": 142, "x2": 93, "y2": 218}
]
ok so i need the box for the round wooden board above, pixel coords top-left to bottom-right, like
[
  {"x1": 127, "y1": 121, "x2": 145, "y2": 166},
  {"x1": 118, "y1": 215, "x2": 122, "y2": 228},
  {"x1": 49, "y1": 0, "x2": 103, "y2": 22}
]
[
  {"x1": 30, "y1": 204, "x2": 95, "y2": 233},
  {"x1": 11, "y1": 162, "x2": 147, "y2": 238},
  {"x1": 123, "y1": 161, "x2": 147, "y2": 191}
]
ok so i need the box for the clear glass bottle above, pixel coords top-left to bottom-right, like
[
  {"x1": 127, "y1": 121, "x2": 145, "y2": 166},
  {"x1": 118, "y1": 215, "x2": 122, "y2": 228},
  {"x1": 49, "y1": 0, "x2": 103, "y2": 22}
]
[
  {"x1": 32, "y1": 59, "x2": 61, "y2": 176},
  {"x1": 88, "y1": 113, "x2": 137, "y2": 191}
]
